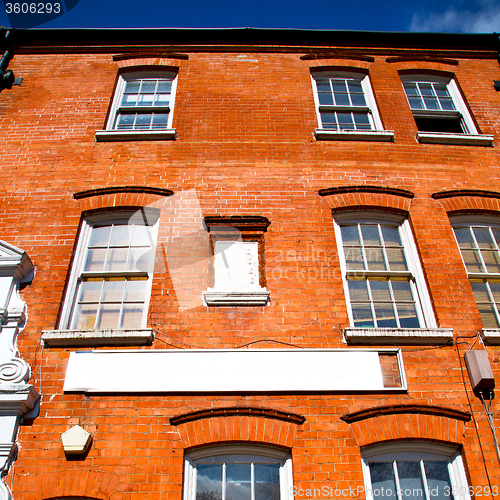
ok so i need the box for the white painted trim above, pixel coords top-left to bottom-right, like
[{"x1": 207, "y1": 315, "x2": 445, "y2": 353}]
[
  {"x1": 361, "y1": 442, "x2": 470, "y2": 500},
  {"x1": 105, "y1": 70, "x2": 178, "y2": 131},
  {"x1": 42, "y1": 328, "x2": 154, "y2": 347},
  {"x1": 184, "y1": 445, "x2": 293, "y2": 500},
  {"x1": 310, "y1": 71, "x2": 386, "y2": 132},
  {"x1": 315, "y1": 129, "x2": 395, "y2": 141},
  {"x1": 481, "y1": 329, "x2": 500, "y2": 344},
  {"x1": 58, "y1": 211, "x2": 159, "y2": 331},
  {"x1": 344, "y1": 327, "x2": 453, "y2": 345},
  {"x1": 416, "y1": 132, "x2": 493, "y2": 146},
  {"x1": 95, "y1": 129, "x2": 177, "y2": 141},
  {"x1": 203, "y1": 290, "x2": 270, "y2": 306},
  {"x1": 332, "y1": 214, "x2": 437, "y2": 331}
]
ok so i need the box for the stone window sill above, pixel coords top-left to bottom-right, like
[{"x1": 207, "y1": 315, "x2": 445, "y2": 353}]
[
  {"x1": 315, "y1": 129, "x2": 395, "y2": 142},
  {"x1": 481, "y1": 329, "x2": 500, "y2": 345},
  {"x1": 416, "y1": 132, "x2": 493, "y2": 146},
  {"x1": 344, "y1": 327, "x2": 453, "y2": 345},
  {"x1": 203, "y1": 290, "x2": 270, "y2": 306},
  {"x1": 95, "y1": 129, "x2": 176, "y2": 142},
  {"x1": 41, "y1": 328, "x2": 154, "y2": 347}
]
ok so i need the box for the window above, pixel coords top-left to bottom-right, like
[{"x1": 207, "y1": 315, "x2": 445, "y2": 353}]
[
  {"x1": 312, "y1": 70, "x2": 393, "y2": 141},
  {"x1": 452, "y1": 217, "x2": 500, "y2": 329},
  {"x1": 334, "y1": 212, "x2": 436, "y2": 330},
  {"x1": 59, "y1": 210, "x2": 158, "y2": 331},
  {"x1": 96, "y1": 70, "x2": 178, "y2": 141},
  {"x1": 401, "y1": 74, "x2": 492, "y2": 146},
  {"x1": 184, "y1": 445, "x2": 293, "y2": 500},
  {"x1": 203, "y1": 217, "x2": 270, "y2": 306},
  {"x1": 362, "y1": 442, "x2": 471, "y2": 500}
]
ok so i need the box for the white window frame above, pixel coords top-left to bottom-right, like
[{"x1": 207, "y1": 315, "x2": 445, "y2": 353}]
[
  {"x1": 333, "y1": 212, "x2": 440, "y2": 343},
  {"x1": 183, "y1": 444, "x2": 293, "y2": 500},
  {"x1": 451, "y1": 215, "x2": 500, "y2": 342},
  {"x1": 95, "y1": 70, "x2": 178, "y2": 141},
  {"x1": 58, "y1": 209, "x2": 159, "y2": 331},
  {"x1": 362, "y1": 442, "x2": 471, "y2": 500},
  {"x1": 312, "y1": 70, "x2": 394, "y2": 142},
  {"x1": 401, "y1": 74, "x2": 493, "y2": 146}
]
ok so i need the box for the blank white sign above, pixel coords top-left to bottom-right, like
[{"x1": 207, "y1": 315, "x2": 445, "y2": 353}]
[{"x1": 63, "y1": 349, "x2": 394, "y2": 393}]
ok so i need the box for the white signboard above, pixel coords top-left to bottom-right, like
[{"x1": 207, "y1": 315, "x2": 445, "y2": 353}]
[{"x1": 63, "y1": 349, "x2": 401, "y2": 393}]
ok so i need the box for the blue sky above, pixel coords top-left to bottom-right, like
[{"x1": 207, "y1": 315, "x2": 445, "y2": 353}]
[{"x1": 1, "y1": 0, "x2": 499, "y2": 31}]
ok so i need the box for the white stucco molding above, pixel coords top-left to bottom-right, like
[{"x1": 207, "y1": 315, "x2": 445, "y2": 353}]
[
  {"x1": 203, "y1": 290, "x2": 270, "y2": 306},
  {"x1": 0, "y1": 241, "x2": 39, "y2": 500}
]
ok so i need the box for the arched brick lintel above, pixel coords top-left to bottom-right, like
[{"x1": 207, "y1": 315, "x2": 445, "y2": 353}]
[
  {"x1": 73, "y1": 186, "x2": 174, "y2": 212},
  {"x1": 172, "y1": 410, "x2": 303, "y2": 450},
  {"x1": 319, "y1": 185, "x2": 413, "y2": 213},
  {"x1": 341, "y1": 405, "x2": 471, "y2": 448},
  {"x1": 25, "y1": 469, "x2": 121, "y2": 500},
  {"x1": 432, "y1": 189, "x2": 500, "y2": 215}
]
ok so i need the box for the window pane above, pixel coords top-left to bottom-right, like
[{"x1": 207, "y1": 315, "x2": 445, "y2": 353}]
[
  {"x1": 474, "y1": 227, "x2": 496, "y2": 249},
  {"x1": 482, "y1": 250, "x2": 500, "y2": 273},
  {"x1": 423, "y1": 461, "x2": 453, "y2": 500},
  {"x1": 396, "y1": 462, "x2": 425, "y2": 500},
  {"x1": 353, "y1": 113, "x2": 371, "y2": 129},
  {"x1": 396, "y1": 303, "x2": 420, "y2": 328},
  {"x1": 439, "y1": 97, "x2": 455, "y2": 111},
  {"x1": 461, "y1": 249, "x2": 484, "y2": 273},
  {"x1": 77, "y1": 279, "x2": 102, "y2": 303},
  {"x1": 120, "y1": 303, "x2": 144, "y2": 329},
  {"x1": 124, "y1": 81, "x2": 140, "y2": 94},
  {"x1": 341, "y1": 225, "x2": 361, "y2": 246},
  {"x1": 423, "y1": 96, "x2": 439, "y2": 110},
  {"x1": 361, "y1": 225, "x2": 381, "y2": 246},
  {"x1": 331, "y1": 80, "x2": 347, "y2": 92},
  {"x1": 408, "y1": 97, "x2": 424, "y2": 109},
  {"x1": 135, "y1": 113, "x2": 153, "y2": 128},
  {"x1": 471, "y1": 281, "x2": 490, "y2": 303},
  {"x1": 334, "y1": 92, "x2": 350, "y2": 106},
  {"x1": 351, "y1": 93, "x2": 367, "y2": 107},
  {"x1": 255, "y1": 464, "x2": 280, "y2": 500},
  {"x1": 320, "y1": 112, "x2": 337, "y2": 128},
  {"x1": 138, "y1": 94, "x2": 154, "y2": 106},
  {"x1": 370, "y1": 279, "x2": 392, "y2": 302},
  {"x1": 226, "y1": 464, "x2": 251, "y2": 500},
  {"x1": 316, "y1": 79, "x2": 331, "y2": 92},
  {"x1": 131, "y1": 225, "x2": 153, "y2": 246},
  {"x1": 348, "y1": 280, "x2": 370, "y2": 302},
  {"x1": 403, "y1": 82, "x2": 419, "y2": 95},
  {"x1": 369, "y1": 463, "x2": 398, "y2": 500},
  {"x1": 478, "y1": 303, "x2": 499, "y2": 328},
  {"x1": 97, "y1": 303, "x2": 121, "y2": 329},
  {"x1": 381, "y1": 226, "x2": 402, "y2": 247},
  {"x1": 488, "y1": 281, "x2": 500, "y2": 304},
  {"x1": 72, "y1": 303, "x2": 98, "y2": 330},
  {"x1": 386, "y1": 248, "x2": 407, "y2": 271},
  {"x1": 351, "y1": 303, "x2": 374, "y2": 327},
  {"x1": 105, "y1": 248, "x2": 129, "y2": 271},
  {"x1": 374, "y1": 303, "x2": 398, "y2": 328},
  {"x1": 116, "y1": 114, "x2": 135, "y2": 129},
  {"x1": 419, "y1": 83, "x2": 434, "y2": 96},
  {"x1": 366, "y1": 247, "x2": 386, "y2": 271},
  {"x1": 318, "y1": 92, "x2": 334, "y2": 106},
  {"x1": 84, "y1": 248, "x2": 107, "y2": 272},
  {"x1": 157, "y1": 80, "x2": 172, "y2": 93},
  {"x1": 128, "y1": 247, "x2": 153, "y2": 272},
  {"x1": 337, "y1": 113, "x2": 354, "y2": 129},
  {"x1": 391, "y1": 280, "x2": 414, "y2": 302},
  {"x1": 454, "y1": 228, "x2": 474, "y2": 249},
  {"x1": 141, "y1": 81, "x2": 156, "y2": 93},
  {"x1": 152, "y1": 113, "x2": 170, "y2": 128},
  {"x1": 89, "y1": 226, "x2": 111, "y2": 247},
  {"x1": 196, "y1": 464, "x2": 222, "y2": 500},
  {"x1": 124, "y1": 278, "x2": 148, "y2": 302},
  {"x1": 344, "y1": 247, "x2": 365, "y2": 270},
  {"x1": 101, "y1": 278, "x2": 125, "y2": 302},
  {"x1": 110, "y1": 225, "x2": 132, "y2": 247}
]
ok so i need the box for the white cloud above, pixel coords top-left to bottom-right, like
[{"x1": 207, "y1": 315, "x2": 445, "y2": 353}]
[{"x1": 409, "y1": 0, "x2": 500, "y2": 32}]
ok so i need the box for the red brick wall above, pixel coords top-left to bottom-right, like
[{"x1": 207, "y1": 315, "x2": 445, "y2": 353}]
[{"x1": 1, "y1": 43, "x2": 500, "y2": 498}]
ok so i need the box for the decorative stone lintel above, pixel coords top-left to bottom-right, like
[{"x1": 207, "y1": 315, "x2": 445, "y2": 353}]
[
  {"x1": 315, "y1": 129, "x2": 395, "y2": 142},
  {"x1": 344, "y1": 327, "x2": 453, "y2": 345},
  {"x1": 95, "y1": 129, "x2": 176, "y2": 141},
  {"x1": 203, "y1": 290, "x2": 270, "y2": 306},
  {"x1": 416, "y1": 132, "x2": 494, "y2": 146},
  {"x1": 41, "y1": 328, "x2": 154, "y2": 347},
  {"x1": 481, "y1": 329, "x2": 500, "y2": 345}
]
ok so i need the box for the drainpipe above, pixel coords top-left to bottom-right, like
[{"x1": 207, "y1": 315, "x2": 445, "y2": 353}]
[{"x1": 0, "y1": 29, "x2": 15, "y2": 92}]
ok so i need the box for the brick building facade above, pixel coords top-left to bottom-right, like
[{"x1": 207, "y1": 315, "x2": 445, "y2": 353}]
[{"x1": 0, "y1": 27, "x2": 500, "y2": 500}]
